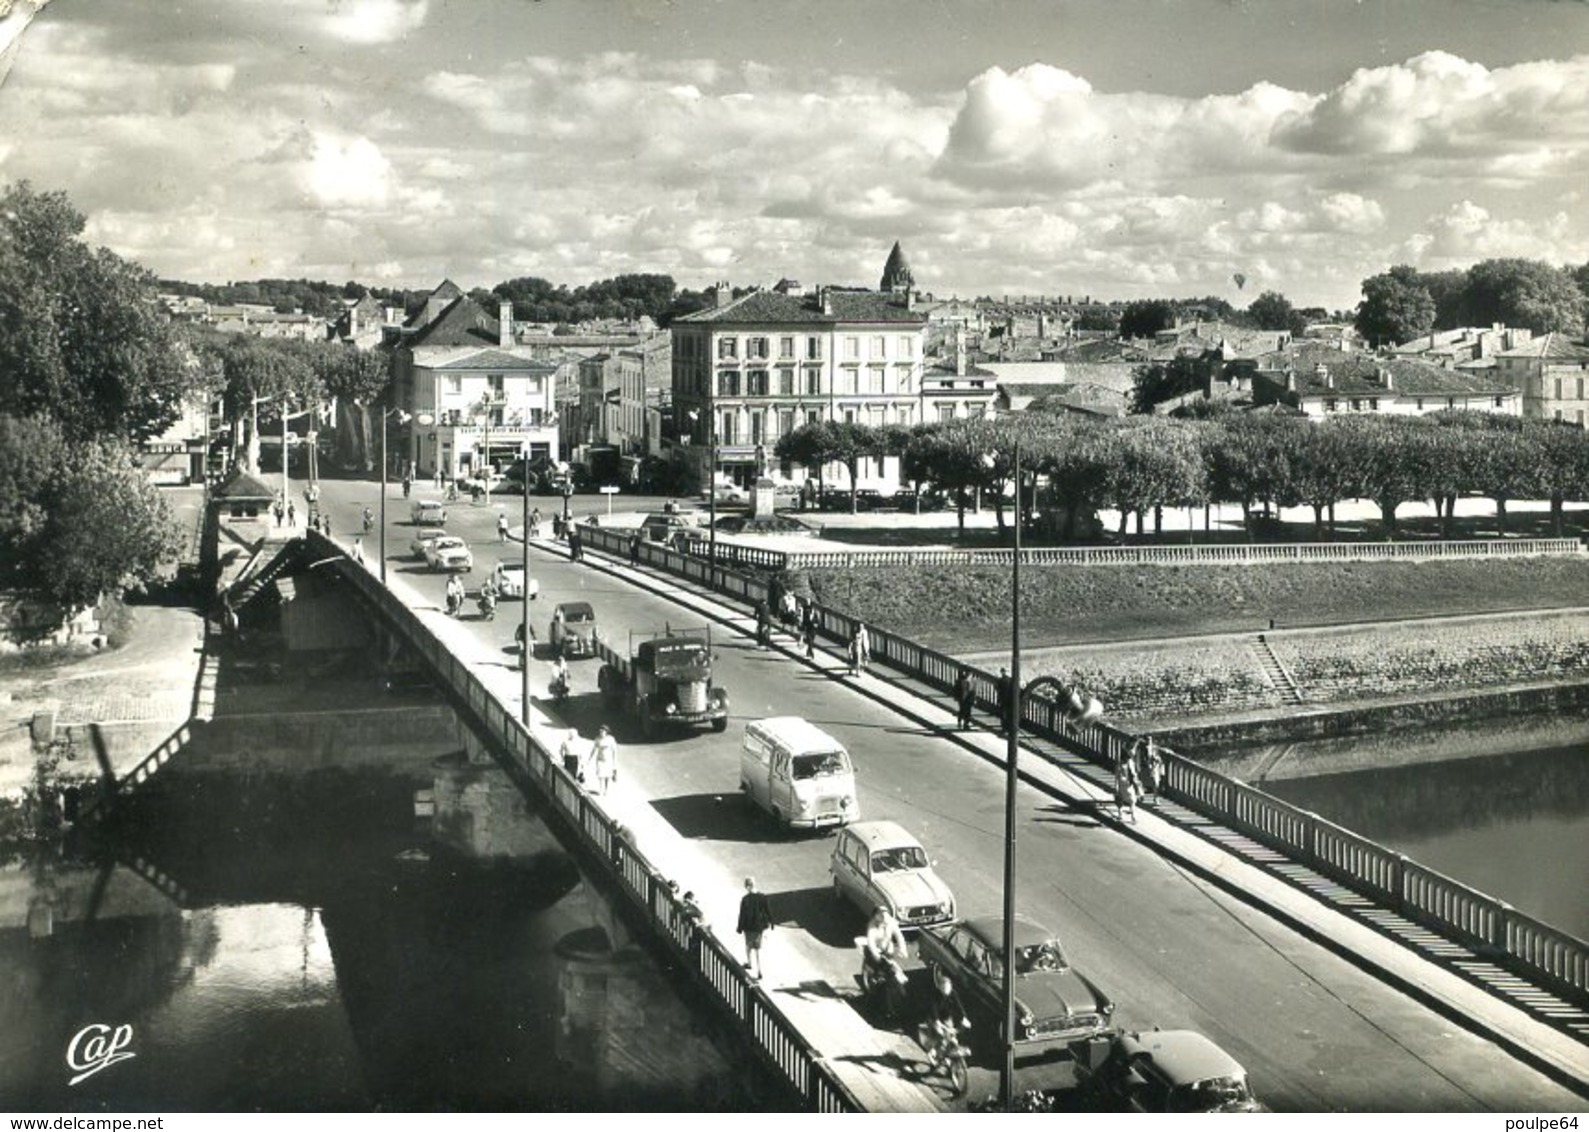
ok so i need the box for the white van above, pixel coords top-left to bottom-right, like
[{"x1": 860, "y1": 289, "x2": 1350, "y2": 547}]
[{"x1": 740, "y1": 717, "x2": 858, "y2": 830}]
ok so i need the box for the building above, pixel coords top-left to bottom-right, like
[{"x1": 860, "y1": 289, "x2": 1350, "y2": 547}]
[
  {"x1": 391, "y1": 283, "x2": 561, "y2": 481},
  {"x1": 1389, "y1": 325, "x2": 1532, "y2": 369},
  {"x1": 671, "y1": 279, "x2": 927, "y2": 490},
  {"x1": 1495, "y1": 332, "x2": 1589, "y2": 425},
  {"x1": 1249, "y1": 346, "x2": 1522, "y2": 419}
]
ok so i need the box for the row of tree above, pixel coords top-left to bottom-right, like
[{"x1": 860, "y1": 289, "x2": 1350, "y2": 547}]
[
  {"x1": 775, "y1": 411, "x2": 1589, "y2": 541},
  {"x1": 1354, "y1": 260, "x2": 1589, "y2": 347}
]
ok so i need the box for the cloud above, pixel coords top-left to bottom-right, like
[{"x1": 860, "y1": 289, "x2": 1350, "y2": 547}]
[
  {"x1": 312, "y1": 0, "x2": 429, "y2": 45},
  {"x1": 301, "y1": 131, "x2": 392, "y2": 208},
  {"x1": 1401, "y1": 200, "x2": 1585, "y2": 267}
]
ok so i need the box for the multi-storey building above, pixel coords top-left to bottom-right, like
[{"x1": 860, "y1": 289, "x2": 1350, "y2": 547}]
[
  {"x1": 1249, "y1": 346, "x2": 1521, "y2": 419},
  {"x1": 391, "y1": 284, "x2": 560, "y2": 481},
  {"x1": 671, "y1": 280, "x2": 927, "y2": 490},
  {"x1": 1495, "y1": 332, "x2": 1589, "y2": 426}
]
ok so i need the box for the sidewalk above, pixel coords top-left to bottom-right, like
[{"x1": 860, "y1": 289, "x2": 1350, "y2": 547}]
[{"x1": 537, "y1": 531, "x2": 1589, "y2": 1095}]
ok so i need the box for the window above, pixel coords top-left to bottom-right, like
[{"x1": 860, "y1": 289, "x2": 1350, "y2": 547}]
[
  {"x1": 1447, "y1": 397, "x2": 1456, "y2": 409},
  {"x1": 807, "y1": 409, "x2": 821, "y2": 426},
  {"x1": 718, "y1": 371, "x2": 741, "y2": 397},
  {"x1": 844, "y1": 408, "x2": 856, "y2": 424},
  {"x1": 844, "y1": 336, "x2": 860, "y2": 360},
  {"x1": 747, "y1": 370, "x2": 769, "y2": 396},
  {"x1": 937, "y1": 404, "x2": 955, "y2": 423},
  {"x1": 898, "y1": 336, "x2": 915, "y2": 359},
  {"x1": 1578, "y1": 377, "x2": 1585, "y2": 399},
  {"x1": 804, "y1": 369, "x2": 822, "y2": 395},
  {"x1": 872, "y1": 336, "x2": 887, "y2": 358},
  {"x1": 717, "y1": 337, "x2": 738, "y2": 360},
  {"x1": 898, "y1": 404, "x2": 914, "y2": 426},
  {"x1": 779, "y1": 337, "x2": 795, "y2": 360},
  {"x1": 488, "y1": 374, "x2": 505, "y2": 399},
  {"x1": 1324, "y1": 398, "x2": 1338, "y2": 412},
  {"x1": 447, "y1": 375, "x2": 462, "y2": 394},
  {"x1": 1579, "y1": 409, "x2": 1586, "y2": 426},
  {"x1": 751, "y1": 410, "x2": 765, "y2": 444},
  {"x1": 778, "y1": 410, "x2": 794, "y2": 437},
  {"x1": 837, "y1": 368, "x2": 858, "y2": 395},
  {"x1": 806, "y1": 336, "x2": 822, "y2": 361},
  {"x1": 720, "y1": 411, "x2": 736, "y2": 445},
  {"x1": 896, "y1": 367, "x2": 913, "y2": 394},
  {"x1": 747, "y1": 337, "x2": 769, "y2": 360},
  {"x1": 1415, "y1": 398, "x2": 1425, "y2": 410},
  {"x1": 1369, "y1": 398, "x2": 1379, "y2": 410},
  {"x1": 966, "y1": 404, "x2": 985, "y2": 419},
  {"x1": 1495, "y1": 395, "x2": 1506, "y2": 408},
  {"x1": 777, "y1": 368, "x2": 794, "y2": 395},
  {"x1": 1350, "y1": 399, "x2": 1361, "y2": 411},
  {"x1": 1555, "y1": 378, "x2": 1564, "y2": 399},
  {"x1": 868, "y1": 365, "x2": 886, "y2": 394}
]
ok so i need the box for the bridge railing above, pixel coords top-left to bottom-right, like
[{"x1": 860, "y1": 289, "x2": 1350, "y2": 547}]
[
  {"x1": 571, "y1": 522, "x2": 1589, "y2": 1010},
  {"x1": 311, "y1": 531, "x2": 860, "y2": 1112}
]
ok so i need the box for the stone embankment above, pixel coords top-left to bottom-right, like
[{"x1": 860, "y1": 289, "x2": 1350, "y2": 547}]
[{"x1": 1005, "y1": 607, "x2": 1589, "y2": 743}]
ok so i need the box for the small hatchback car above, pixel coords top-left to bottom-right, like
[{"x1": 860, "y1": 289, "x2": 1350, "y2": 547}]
[
  {"x1": 830, "y1": 820, "x2": 955, "y2": 928},
  {"x1": 1070, "y1": 1028, "x2": 1265, "y2": 1113}
]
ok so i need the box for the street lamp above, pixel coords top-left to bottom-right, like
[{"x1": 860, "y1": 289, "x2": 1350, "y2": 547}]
[
  {"x1": 997, "y1": 440, "x2": 1103, "y2": 1110},
  {"x1": 379, "y1": 408, "x2": 432, "y2": 584}
]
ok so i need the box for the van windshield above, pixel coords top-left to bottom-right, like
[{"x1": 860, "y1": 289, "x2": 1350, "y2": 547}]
[{"x1": 791, "y1": 752, "x2": 848, "y2": 780}]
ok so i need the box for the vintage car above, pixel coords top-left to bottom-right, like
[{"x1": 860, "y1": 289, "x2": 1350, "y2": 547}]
[
  {"x1": 410, "y1": 527, "x2": 446, "y2": 560},
  {"x1": 491, "y1": 560, "x2": 535, "y2": 599},
  {"x1": 549, "y1": 601, "x2": 598, "y2": 658},
  {"x1": 410, "y1": 499, "x2": 448, "y2": 526},
  {"x1": 424, "y1": 536, "x2": 473, "y2": 573},
  {"x1": 830, "y1": 820, "x2": 955, "y2": 928},
  {"x1": 1070, "y1": 1028, "x2": 1265, "y2": 1113},
  {"x1": 917, "y1": 915, "x2": 1114, "y2": 1047}
]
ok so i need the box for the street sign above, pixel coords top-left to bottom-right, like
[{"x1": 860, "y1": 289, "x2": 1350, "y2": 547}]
[{"x1": 599, "y1": 486, "x2": 620, "y2": 494}]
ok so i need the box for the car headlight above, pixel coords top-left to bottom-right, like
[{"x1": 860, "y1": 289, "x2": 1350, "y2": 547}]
[{"x1": 665, "y1": 702, "x2": 677, "y2": 714}]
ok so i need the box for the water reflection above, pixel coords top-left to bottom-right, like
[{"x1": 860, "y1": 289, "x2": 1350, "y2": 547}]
[
  {"x1": 1251, "y1": 742, "x2": 1589, "y2": 940},
  {"x1": 0, "y1": 768, "x2": 779, "y2": 1111}
]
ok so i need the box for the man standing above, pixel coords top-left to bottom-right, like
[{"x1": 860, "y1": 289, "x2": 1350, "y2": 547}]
[
  {"x1": 996, "y1": 667, "x2": 1013, "y2": 735},
  {"x1": 591, "y1": 725, "x2": 617, "y2": 795},
  {"x1": 497, "y1": 512, "x2": 510, "y2": 542},
  {"x1": 736, "y1": 877, "x2": 774, "y2": 982},
  {"x1": 954, "y1": 669, "x2": 975, "y2": 731}
]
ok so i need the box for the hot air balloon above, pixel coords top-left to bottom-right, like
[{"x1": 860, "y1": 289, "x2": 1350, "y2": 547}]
[{"x1": 1232, "y1": 272, "x2": 1247, "y2": 291}]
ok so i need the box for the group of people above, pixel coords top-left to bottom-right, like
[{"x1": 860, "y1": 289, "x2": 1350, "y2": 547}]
[
  {"x1": 558, "y1": 725, "x2": 618, "y2": 794},
  {"x1": 271, "y1": 499, "x2": 298, "y2": 528},
  {"x1": 1114, "y1": 735, "x2": 1165, "y2": 824}
]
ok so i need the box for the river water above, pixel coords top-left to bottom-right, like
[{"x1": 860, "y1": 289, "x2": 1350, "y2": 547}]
[
  {"x1": 1222, "y1": 736, "x2": 1589, "y2": 941},
  {"x1": 0, "y1": 771, "x2": 781, "y2": 1112}
]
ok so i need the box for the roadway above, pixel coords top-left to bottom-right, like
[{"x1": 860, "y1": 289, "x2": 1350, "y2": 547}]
[{"x1": 318, "y1": 476, "x2": 1583, "y2": 1112}]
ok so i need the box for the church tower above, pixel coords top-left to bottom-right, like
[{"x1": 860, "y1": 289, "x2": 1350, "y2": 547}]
[{"x1": 879, "y1": 240, "x2": 915, "y2": 293}]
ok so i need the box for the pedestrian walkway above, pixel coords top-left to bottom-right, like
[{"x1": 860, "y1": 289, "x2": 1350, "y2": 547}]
[{"x1": 542, "y1": 530, "x2": 1589, "y2": 1093}]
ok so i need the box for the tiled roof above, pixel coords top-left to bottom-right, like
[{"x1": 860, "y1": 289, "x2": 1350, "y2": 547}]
[
  {"x1": 676, "y1": 289, "x2": 925, "y2": 326},
  {"x1": 409, "y1": 296, "x2": 501, "y2": 348},
  {"x1": 435, "y1": 348, "x2": 556, "y2": 373},
  {"x1": 1256, "y1": 348, "x2": 1519, "y2": 397},
  {"x1": 213, "y1": 469, "x2": 278, "y2": 500},
  {"x1": 1497, "y1": 332, "x2": 1589, "y2": 361}
]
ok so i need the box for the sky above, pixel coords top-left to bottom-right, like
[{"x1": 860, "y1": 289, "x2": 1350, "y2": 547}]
[{"x1": 1, "y1": 0, "x2": 1587, "y2": 312}]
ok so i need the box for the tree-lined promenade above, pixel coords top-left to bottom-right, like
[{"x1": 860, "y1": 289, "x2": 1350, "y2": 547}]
[{"x1": 779, "y1": 410, "x2": 1589, "y2": 541}]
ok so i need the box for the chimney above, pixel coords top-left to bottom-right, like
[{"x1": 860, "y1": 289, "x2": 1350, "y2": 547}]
[
  {"x1": 1316, "y1": 363, "x2": 1331, "y2": 388},
  {"x1": 713, "y1": 281, "x2": 732, "y2": 308},
  {"x1": 1285, "y1": 368, "x2": 1296, "y2": 393},
  {"x1": 1382, "y1": 366, "x2": 1394, "y2": 391},
  {"x1": 499, "y1": 301, "x2": 513, "y2": 348},
  {"x1": 820, "y1": 286, "x2": 833, "y2": 316}
]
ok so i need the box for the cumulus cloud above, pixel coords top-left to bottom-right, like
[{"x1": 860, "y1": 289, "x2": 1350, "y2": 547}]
[
  {"x1": 1401, "y1": 200, "x2": 1586, "y2": 266},
  {"x1": 302, "y1": 131, "x2": 393, "y2": 208},
  {"x1": 314, "y1": 0, "x2": 428, "y2": 45}
]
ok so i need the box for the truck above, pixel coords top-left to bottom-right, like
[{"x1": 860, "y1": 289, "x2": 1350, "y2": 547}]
[{"x1": 596, "y1": 626, "x2": 730, "y2": 738}]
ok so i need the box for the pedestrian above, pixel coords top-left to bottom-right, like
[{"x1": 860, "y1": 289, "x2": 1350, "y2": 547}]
[
  {"x1": 402, "y1": 474, "x2": 412, "y2": 499},
  {"x1": 351, "y1": 536, "x2": 364, "y2": 564},
  {"x1": 559, "y1": 728, "x2": 583, "y2": 783},
  {"x1": 629, "y1": 534, "x2": 642, "y2": 565},
  {"x1": 996, "y1": 667, "x2": 1013, "y2": 734},
  {"x1": 273, "y1": 500, "x2": 284, "y2": 527},
  {"x1": 736, "y1": 876, "x2": 774, "y2": 982},
  {"x1": 287, "y1": 501, "x2": 296, "y2": 528},
  {"x1": 568, "y1": 526, "x2": 584, "y2": 562},
  {"x1": 855, "y1": 622, "x2": 871, "y2": 672},
  {"x1": 498, "y1": 512, "x2": 509, "y2": 542},
  {"x1": 591, "y1": 725, "x2": 617, "y2": 794},
  {"x1": 530, "y1": 507, "x2": 541, "y2": 538},
  {"x1": 754, "y1": 597, "x2": 771, "y2": 649},
  {"x1": 321, "y1": 513, "x2": 331, "y2": 536},
  {"x1": 779, "y1": 589, "x2": 799, "y2": 630},
  {"x1": 515, "y1": 619, "x2": 536, "y2": 665},
  {"x1": 1115, "y1": 751, "x2": 1141, "y2": 824},
  {"x1": 434, "y1": 467, "x2": 444, "y2": 490},
  {"x1": 954, "y1": 668, "x2": 975, "y2": 730},
  {"x1": 1139, "y1": 735, "x2": 1164, "y2": 803}
]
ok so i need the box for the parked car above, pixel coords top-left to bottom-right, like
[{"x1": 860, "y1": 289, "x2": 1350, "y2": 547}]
[
  {"x1": 425, "y1": 536, "x2": 473, "y2": 573},
  {"x1": 1070, "y1": 1029, "x2": 1265, "y2": 1113},
  {"x1": 410, "y1": 527, "x2": 446, "y2": 560},
  {"x1": 830, "y1": 820, "x2": 954, "y2": 928},
  {"x1": 917, "y1": 915, "x2": 1114, "y2": 1047},
  {"x1": 410, "y1": 499, "x2": 448, "y2": 526},
  {"x1": 640, "y1": 512, "x2": 696, "y2": 543},
  {"x1": 550, "y1": 601, "x2": 598, "y2": 658},
  {"x1": 491, "y1": 560, "x2": 536, "y2": 599}
]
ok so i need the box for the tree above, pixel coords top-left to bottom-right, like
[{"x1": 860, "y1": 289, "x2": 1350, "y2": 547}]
[
  {"x1": 1459, "y1": 259, "x2": 1587, "y2": 336},
  {"x1": 0, "y1": 182, "x2": 198, "y2": 442},
  {"x1": 902, "y1": 422, "x2": 996, "y2": 531},
  {"x1": 1129, "y1": 356, "x2": 1204, "y2": 415},
  {"x1": 0, "y1": 414, "x2": 180, "y2": 608},
  {"x1": 1118, "y1": 299, "x2": 1176, "y2": 340},
  {"x1": 1246, "y1": 291, "x2": 1306, "y2": 337},
  {"x1": 1355, "y1": 266, "x2": 1436, "y2": 348}
]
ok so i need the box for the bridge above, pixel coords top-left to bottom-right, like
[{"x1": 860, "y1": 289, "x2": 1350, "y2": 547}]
[{"x1": 122, "y1": 486, "x2": 1589, "y2": 1111}]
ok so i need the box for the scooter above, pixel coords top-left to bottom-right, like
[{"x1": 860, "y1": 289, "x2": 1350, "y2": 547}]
[
  {"x1": 918, "y1": 1017, "x2": 971, "y2": 1098},
  {"x1": 445, "y1": 588, "x2": 463, "y2": 618},
  {"x1": 549, "y1": 673, "x2": 570, "y2": 702},
  {"x1": 478, "y1": 590, "x2": 497, "y2": 621},
  {"x1": 855, "y1": 937, "x2": 909, "y2": 1023}
]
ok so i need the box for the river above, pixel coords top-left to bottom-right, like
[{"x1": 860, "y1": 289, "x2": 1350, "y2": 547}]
[{"x1": 0, "y1": 770, "x2": 783, "y2": 1112}]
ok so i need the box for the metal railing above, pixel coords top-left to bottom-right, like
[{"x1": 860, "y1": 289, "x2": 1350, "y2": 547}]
[
  {"x1": 309, "y1": 531, "x2": 861, "y2": 1112},
  {"x1": 574, "y1": 522, "x2": 1589, "y2": 1010},
  {"x1": 616, "y1": 536, "x2": 1583, "y2": 572}
]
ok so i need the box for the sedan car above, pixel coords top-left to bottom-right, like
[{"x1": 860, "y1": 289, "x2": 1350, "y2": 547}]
[
  {"x1": 410, "y1": 527, "x2": 446, "y2": 560},
  {"x1": 916, "y1": 915, "x2": 1114, "y2": 1046},
  {"x1": 491, "y1": 560, "x2": 536, "y2": 599},
  {"x1": 424, "y1": 536, "x2": 473, "y2": 573},
  {"x1": 549, "y1": 601, "x2": 598, "y2": 658},
  {"x1": 410, "y1": 499, "x2": 448, "y2": 526},
  {"x1": 830, "y1": 820, "x2": 955, "y2": 929},
  {"x1": 1070, "y1": 1029, "x2": 1264, "y2": 1113}
]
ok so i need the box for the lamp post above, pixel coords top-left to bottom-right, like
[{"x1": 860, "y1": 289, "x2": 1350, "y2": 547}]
[
  {"x1": 522, "y1": 452, "x2": 532, "y2": 723},
  {"x1": 707, "y1": 405, "x2": 717, "y2": 571}
]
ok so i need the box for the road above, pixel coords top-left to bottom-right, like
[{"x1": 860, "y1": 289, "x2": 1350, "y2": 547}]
[{"x1": 315, "y1": 476, "x2": 1583, "y2": 1112}]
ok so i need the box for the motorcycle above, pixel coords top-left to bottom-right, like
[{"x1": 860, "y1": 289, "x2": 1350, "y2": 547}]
[
  {"x1": 549, "y1": 673, "x2": 570, "y2": 702},
  {"x1": 918, "y1": 1017, "x2": 971, "y2": 1098},
  {"x1": 362, "y1": 508, "x2": 374, "y2": 534},
  {"x1": 445, "y1": 587, "x2": 463, "y2": 617},
  {"x1": 855, "y1": 937, "x2": 909, "y2": 1023},
  {"x1": 478, "y1": 590, "x2": 497, "y2": 621}
]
